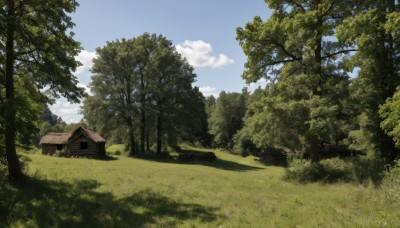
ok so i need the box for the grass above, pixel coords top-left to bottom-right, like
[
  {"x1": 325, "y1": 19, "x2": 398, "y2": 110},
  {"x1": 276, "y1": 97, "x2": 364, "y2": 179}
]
[
  {"x1": 1, "y1": 145, "x2": 399, "y2": 227},
  {"x1": 106, "y1": 144, "x2": 125, "y2": 155}
]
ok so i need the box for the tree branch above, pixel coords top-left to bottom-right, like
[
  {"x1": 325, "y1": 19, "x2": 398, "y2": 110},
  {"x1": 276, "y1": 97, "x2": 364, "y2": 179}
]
[
  {"x1": 267, "y1": 38, "x2": 302, "y2": 62},
  {"x1": 321, "y1": 49, "x2": 357, "y2": 60},
  {"x1": 289, "y1": 0, "x2": 305, "y2": 11}
]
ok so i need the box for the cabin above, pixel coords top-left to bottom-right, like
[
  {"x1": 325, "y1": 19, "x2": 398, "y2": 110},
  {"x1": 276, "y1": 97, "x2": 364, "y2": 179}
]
[{"x1": 39, "y1": 125, "x2": 106, "y2": 157}]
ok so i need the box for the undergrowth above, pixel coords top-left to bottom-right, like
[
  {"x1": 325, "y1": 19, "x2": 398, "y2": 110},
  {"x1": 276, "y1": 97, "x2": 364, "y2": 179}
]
[{"x1": 284, "y1": 156, "x2": 385, "y2": 184}]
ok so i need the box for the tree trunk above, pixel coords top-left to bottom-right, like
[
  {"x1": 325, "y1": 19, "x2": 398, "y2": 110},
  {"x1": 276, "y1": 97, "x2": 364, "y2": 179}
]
[
  {"x1": 5, "y1": 0, "x2": 23, "y2": 181},
  {"x1": 127, "y1": 118, "x2": 136, "y2": 156},
  {"x1": 307, "y1": 8, "x2": 323, "y2": 162},
  {"x1": 309, "y1": 135, "x2": 320, "y2": 162},
  {"x1": 139, "y1": 75, "x2": 147, "y2": 153},
  {"x1": 146, "y1": 128, "x2": 150, "y2": 152},
  {"x1": 140, "y1": 101, "x2": 145, "y2": 153},
  {"x1": 156, "y1": 111, "x2": 162, "y2": 156}
]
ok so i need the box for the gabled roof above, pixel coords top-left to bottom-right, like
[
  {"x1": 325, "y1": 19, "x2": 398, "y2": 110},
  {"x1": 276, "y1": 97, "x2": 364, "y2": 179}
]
[
  {"x1": 39, "y1": 125, "x2": 105, "y2": 145},
  {"x1": 70, "y1": 125, "x2": 106, "y2": 143},
  {"x1": 39, "y1": 133, "x2": 71, "y2": 145}
]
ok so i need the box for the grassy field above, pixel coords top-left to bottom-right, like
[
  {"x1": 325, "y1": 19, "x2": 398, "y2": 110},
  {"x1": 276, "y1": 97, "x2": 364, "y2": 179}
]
[{"x1": 1, "y1": 145, "x2": 399, "y2": 227}]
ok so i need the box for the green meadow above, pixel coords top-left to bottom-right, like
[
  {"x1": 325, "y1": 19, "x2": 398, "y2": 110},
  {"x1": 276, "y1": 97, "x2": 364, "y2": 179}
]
[{"x1": 1, "y1": 146, "x2": 399, "y2": 227}]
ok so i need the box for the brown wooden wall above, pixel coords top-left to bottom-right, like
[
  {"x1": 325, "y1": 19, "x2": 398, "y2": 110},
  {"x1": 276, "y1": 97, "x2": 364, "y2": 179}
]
[
  {"x1": 68, "y1": 137, "x2": 97, "y2": 155},
  {"x1": 42, "y1": 145, "x2": 56, "y2": 155},
  {"x1": 42, "y1": 144, "x2": 66, "y2": 155}
]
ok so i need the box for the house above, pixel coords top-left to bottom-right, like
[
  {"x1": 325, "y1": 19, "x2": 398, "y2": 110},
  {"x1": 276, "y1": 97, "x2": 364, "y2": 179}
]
[{"x1": 39, "y1": 125, "x2": 106, "y2": 157}]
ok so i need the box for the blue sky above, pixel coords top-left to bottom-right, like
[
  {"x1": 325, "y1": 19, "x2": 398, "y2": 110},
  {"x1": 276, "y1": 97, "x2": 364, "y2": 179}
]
[{"x1": 51, "y1": 0, "x2": 272, "y2": 123}]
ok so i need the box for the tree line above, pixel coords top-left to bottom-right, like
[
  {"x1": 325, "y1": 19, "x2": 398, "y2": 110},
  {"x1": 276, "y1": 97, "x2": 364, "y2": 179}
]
[
  {"x1": 1, "y1": 0, "x2": 400, "y2": 182},
  {"x1": 209, "y1": 0, "x2": 400, "y2": 163}
]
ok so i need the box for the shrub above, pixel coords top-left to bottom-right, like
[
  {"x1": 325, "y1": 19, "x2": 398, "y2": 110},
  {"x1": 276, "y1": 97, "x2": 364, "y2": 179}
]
[
  {"x1": 55, "y1": 149, "x2": 70, "y2": 158},
  {"x1": 350, "y1": 156, "x2": 385, "y2": 185},
  {"x1": 284, "y1": 158, "x2": 354, "y2": 183},
  {"x1": 381, "y1": 160, "x2": 400, "y2": 206}
]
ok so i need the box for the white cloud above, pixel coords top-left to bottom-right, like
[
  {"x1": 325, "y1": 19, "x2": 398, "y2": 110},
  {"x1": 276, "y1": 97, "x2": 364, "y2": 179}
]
[
  {"x1": 47, "y1": 50, "x2": 97, "y2": 124},
  {"x1": 199, "y1": 86, "x2": 219, "y2": 97},
  {"x1": 49, "y1": 100, "x2": 83, "y2": 124},
  {"x1": 78, "y1": 83, "x2": 92, "y2": 96},
  {"x1": 246, "y1": 78, "x2": 268, "y2": 92},
  {"x1": 75, "y1": 50, "x2": 97, "y2": 75},
  {"x1": 176, "y1": 40, "x2": 234, "y2": 68}
]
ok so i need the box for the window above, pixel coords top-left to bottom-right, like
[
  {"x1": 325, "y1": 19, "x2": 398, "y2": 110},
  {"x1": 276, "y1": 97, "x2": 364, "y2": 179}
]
[
  {"x1": 80, "y1": 142, "x2": 88, "y2": 150},
  {"x1": 56, "y1": 144, "x2": 62, "y2": 150}
]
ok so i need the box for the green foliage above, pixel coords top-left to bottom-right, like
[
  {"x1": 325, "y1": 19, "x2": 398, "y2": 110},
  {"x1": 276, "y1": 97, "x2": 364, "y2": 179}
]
[
  {"x1": 209, "y1": 90, "x2": 248, "y2": 149},
  {"x1": 336, "y1": 1, "x2": 400, "y2": 160},
  {"x1": 284, "y1": 158, "x2": 354, "y2": 183},
  {"x1": 285, "y1": 157, "x2": 385, "y2": 184},
  {"x1": 380, "y1": 86, "x2": 400, "y2": 149},
  {"x1": 106, "y1": 144, "x2": 126, "y2": 156},
  {"x1": 54, "y1": 149, "x2": 70, "y2": 158},
  {"x1": 381, "y1": 160, "x2": 400, "y2": 206},
  {"x1": 236, "y1": 0, "x2": 354, "y2": 158},
  {"x1": 0, "y1": 0, "x2": 84, "y2": 180},
  {"x1": 83, "y1": 33, "x2": 208, "y2": 155}
]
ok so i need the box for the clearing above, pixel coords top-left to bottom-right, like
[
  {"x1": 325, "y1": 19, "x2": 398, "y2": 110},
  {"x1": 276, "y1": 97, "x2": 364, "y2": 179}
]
[{"x1": 1, "y1": 145, "x2": 398, "y2": 227}]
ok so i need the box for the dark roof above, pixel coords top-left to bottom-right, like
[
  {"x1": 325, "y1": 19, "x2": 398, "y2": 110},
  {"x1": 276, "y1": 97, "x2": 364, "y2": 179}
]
[
  {"x1": 39, "y1": 133, "x2": 71, "y2": 145},
  {"x1": 70, "y1": 125, "x2": 106, "y2": 143},
  {"x1": 39, "y1": 125, "x2": 105, "y2": 145}
]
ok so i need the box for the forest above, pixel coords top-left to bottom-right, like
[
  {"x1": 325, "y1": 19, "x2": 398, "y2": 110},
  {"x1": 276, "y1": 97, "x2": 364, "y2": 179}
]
[{"x1": 1, "y1": 0, "x2": 400, "y2": 226}]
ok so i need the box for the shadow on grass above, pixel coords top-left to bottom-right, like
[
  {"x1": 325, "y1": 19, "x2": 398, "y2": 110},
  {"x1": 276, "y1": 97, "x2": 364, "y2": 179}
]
[
  {"x1": 0, "y1": 176, "x2": 218, "y2": 227},
  {"x1": 158, "y1": 148, "x2": 264, "y2": 172}
]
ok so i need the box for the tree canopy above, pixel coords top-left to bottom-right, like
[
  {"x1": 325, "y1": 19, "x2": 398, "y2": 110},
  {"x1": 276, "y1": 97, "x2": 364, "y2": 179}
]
[
  {"x1": 0, "y1": 0, "x2": 84, "y2": 180},
  {"x1": 82, "y1": 33, "x2": 209, "y2": 156}
]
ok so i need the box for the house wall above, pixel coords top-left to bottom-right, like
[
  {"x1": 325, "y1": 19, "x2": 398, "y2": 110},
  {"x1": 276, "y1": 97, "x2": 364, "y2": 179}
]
[
  {"x1": 42, "y1": 144, "x2": 66, "y2": 155},
  {"x1": 42, "y1": 145, "x2": 56, "y2": 155},
  {"x1": 68, "y1": 136, "x2": 97, "y2": 156},
  {"x1": 97, "y1": 142, "x2": 106, "y2": 157}
]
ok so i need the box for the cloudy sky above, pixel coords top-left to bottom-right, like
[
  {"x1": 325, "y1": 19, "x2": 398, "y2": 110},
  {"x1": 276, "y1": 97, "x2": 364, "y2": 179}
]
[{"x1": 51, "y1": 0, "x2": 272, "y2": 123}]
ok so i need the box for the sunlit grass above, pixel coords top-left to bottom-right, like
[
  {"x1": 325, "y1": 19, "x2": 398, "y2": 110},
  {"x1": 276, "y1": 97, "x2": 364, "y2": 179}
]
[{"x1": 1, "y1": 146, "x2": 399, "y2": 227}]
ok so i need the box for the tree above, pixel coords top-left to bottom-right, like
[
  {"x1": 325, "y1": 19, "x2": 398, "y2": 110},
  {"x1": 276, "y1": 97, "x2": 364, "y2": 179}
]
[
  {"x1": 337, "y1": 0, "x2": 400, "y2": 160},
  {"x1": 0, "y1": 0, "x2": 84, "y2": 180},
  {"x1": 145, "y1": 39, "x2": 198, "y2": 155},
  {"x1": 236, "y1": 0, "x2": 355, "y2": 160},
  {"x1": 380, "y1": 86, "x2": 400, "y2": 150},
  {"x1": 209, "y1": 89, "x2": 248, "y2": 149},
  {"x1": 83, "y1": 33, "x2": 206, "y2": 156}
]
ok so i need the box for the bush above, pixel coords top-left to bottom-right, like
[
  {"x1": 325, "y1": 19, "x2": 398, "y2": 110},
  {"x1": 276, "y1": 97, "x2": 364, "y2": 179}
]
[
  {"x1": 284, "y1": 156, "x2": 386, "y2": 184},
  {"x1": 350, "y1": 156, "x2": 385, "y2": 185},
  {"x1": 54, "y1": 149, "x2": 70, "y2": 158},
  {"x1": 381, "y1": 160, "x2": 400, "y2": 205},
  {"x1": 284, "y1": 158, "x2": 354, "y2": 183}
]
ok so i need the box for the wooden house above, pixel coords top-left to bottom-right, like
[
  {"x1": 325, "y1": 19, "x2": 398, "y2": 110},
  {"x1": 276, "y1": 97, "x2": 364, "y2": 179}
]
[{"x1": 39, "y1": 125, "x2": 106, "y2": 157}]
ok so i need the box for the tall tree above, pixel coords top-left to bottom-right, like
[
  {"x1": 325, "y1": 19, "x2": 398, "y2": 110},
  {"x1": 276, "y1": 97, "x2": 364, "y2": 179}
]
[
  {"x1": 84, "y1": 33, "x2": 205, "y2": 156},
  {"x1": 236, "y1": 0, "x2": 355, "y2": 160},
  {"x1": 0, "y1": 0, "x2": 84, "y2": 180},
  {"x1": 209, "y1": 89, "x2": 249, "y2": 149},
  {"x1": 145, "y1": 38, "x2": 197, "y2": 155},
  {"x1": 337, "y1": 0, "x2": 400, "y2": 160},
  {"x1": 88, "y1": 39, "x2": 139, "y2": 155}
]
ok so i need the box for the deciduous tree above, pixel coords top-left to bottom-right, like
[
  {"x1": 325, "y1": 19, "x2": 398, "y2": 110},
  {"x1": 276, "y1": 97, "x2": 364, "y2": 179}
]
[{"x1": 0, "y1": 0, "x2": 84, "y2": 180}]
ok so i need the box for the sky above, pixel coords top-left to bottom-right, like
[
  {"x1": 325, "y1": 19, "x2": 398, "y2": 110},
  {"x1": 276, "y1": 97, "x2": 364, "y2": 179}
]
[{"x1": 50, "y1": 0, "x2": 272, "y2": 123}]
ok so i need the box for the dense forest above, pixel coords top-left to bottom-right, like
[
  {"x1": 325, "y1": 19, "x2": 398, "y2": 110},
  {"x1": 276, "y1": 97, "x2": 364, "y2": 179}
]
[{"x1": 1, "y1": 0, "x2": 400, "y2": 184}]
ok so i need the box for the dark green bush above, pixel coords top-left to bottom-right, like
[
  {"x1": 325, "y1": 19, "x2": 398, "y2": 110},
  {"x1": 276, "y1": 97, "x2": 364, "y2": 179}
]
[
  {"x1": 381, "y1": 160, "x2": 400, "y2": 205},
  {"x1": 55, "y1": 149, "x2": 70, "y2": 158},
  {"x1": 284, "y1": 158, "x2": 354, "y2": 183},
  {"x1": 350, "y1": 156, "x2": 385, "y2": 185},
  {"x1": 284, "y1": 156, "x2": 386, "y2": 184}
]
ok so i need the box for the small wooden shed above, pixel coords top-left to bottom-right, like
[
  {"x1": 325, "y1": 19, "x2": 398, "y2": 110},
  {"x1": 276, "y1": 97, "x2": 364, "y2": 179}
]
[{"x1": 39, "y1": 125, "x2": 106, "y2": 157}]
